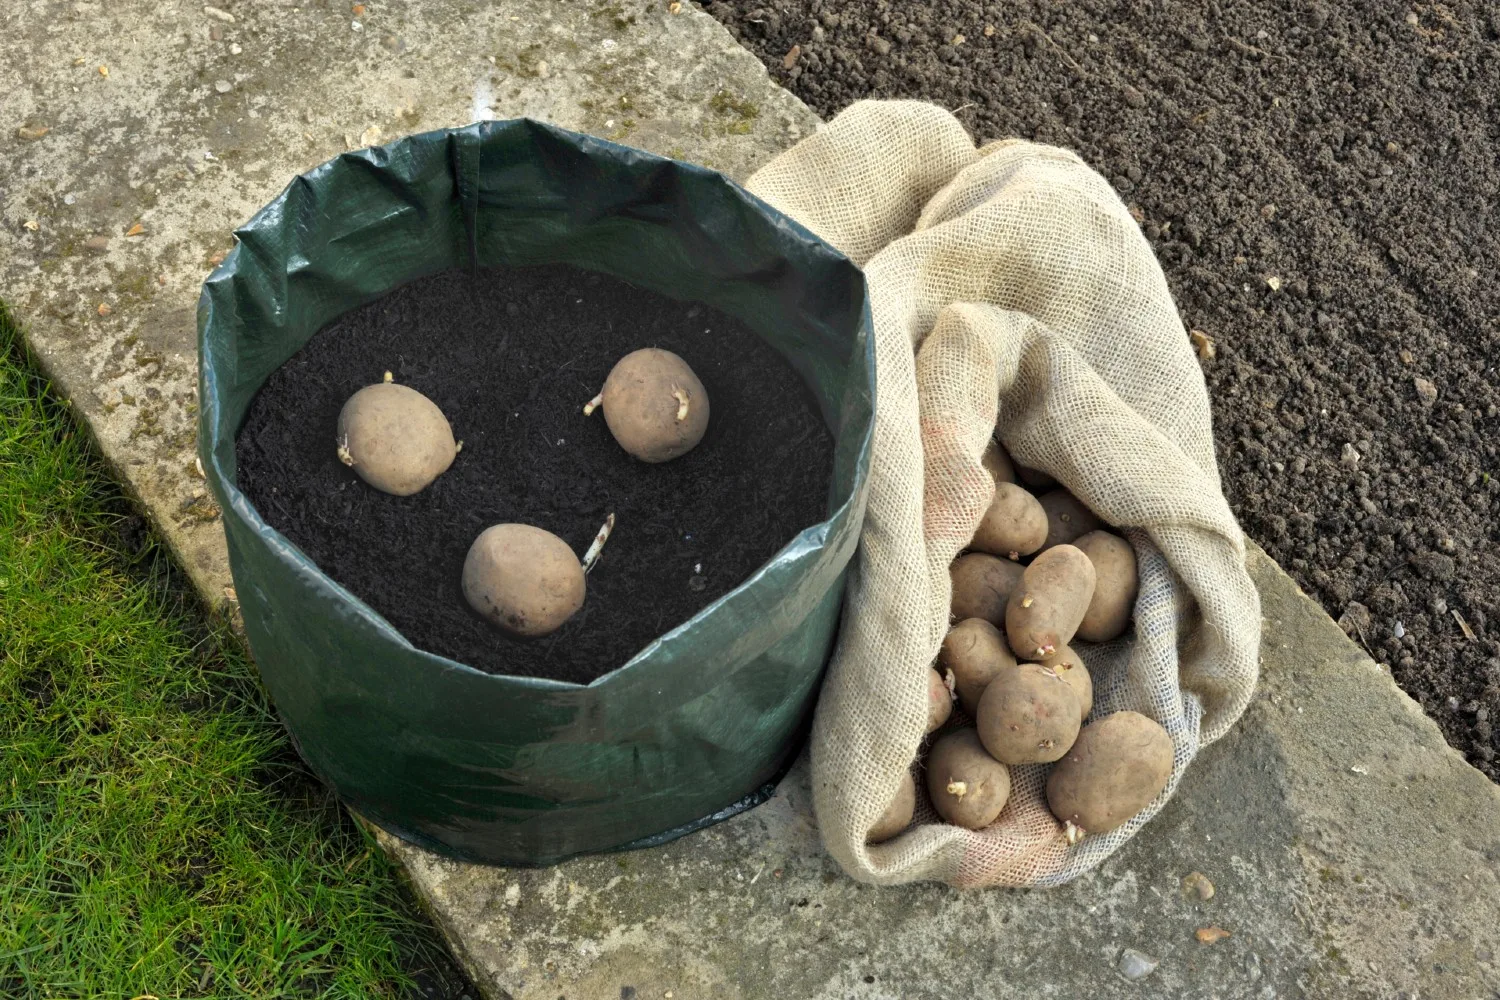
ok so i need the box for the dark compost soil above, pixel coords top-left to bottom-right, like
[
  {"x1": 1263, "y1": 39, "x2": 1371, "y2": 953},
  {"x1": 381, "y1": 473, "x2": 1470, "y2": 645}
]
[
  {"x1": 235, "y1": 266, "x2": 835, "y2": 684},
  {"x1": 710, "y1": 0, "x2": 1500, "y2": 778}
]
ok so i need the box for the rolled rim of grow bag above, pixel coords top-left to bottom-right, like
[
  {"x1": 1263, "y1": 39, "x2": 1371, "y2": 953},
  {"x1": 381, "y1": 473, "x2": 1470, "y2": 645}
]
[{"x1": 197, "y1": 119, "x2": 875, "y2": 865}]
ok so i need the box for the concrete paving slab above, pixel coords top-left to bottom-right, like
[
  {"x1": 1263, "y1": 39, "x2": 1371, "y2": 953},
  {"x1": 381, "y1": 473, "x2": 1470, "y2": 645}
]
[
  {"x1": 0, "y1": 0, "x2": 816, "y2": 609},
  {"x1": 377, "y1": 545, "x2": 1500, "y2": 1000},
  {"x1": 5, "y1": 3, "x2": 1498, "y2": 999}
]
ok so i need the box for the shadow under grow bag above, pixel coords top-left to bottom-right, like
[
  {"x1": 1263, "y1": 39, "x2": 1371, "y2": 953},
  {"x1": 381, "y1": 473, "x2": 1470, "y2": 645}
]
[{"x1": 196, "y1": 120, "x2": 875, "y2": 866}]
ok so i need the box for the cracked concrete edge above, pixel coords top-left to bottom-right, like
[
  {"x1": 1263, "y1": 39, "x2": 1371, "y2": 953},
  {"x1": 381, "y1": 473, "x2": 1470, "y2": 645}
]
[
  {"x1": 373, "y1": 545, "x2": 1500, "y2": 1000},
  {"x1": 1247, "y1": 546, "x2": 1500, "y2": 999},
  {"x1": 0, "y1": 0, "x2": 817, "y2": 619}
]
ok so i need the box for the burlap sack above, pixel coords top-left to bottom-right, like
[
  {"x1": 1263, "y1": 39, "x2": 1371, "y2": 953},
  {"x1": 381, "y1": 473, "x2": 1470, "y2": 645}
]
[{"x1": 745, "y1": 101, "x2": 1261, "y2": 888}]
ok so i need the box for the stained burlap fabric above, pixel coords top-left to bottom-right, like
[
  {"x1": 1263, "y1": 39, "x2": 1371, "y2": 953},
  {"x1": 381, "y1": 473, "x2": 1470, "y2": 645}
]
[{"x1": 745, "y1": 101, "x2": 1261, "y2": 888}]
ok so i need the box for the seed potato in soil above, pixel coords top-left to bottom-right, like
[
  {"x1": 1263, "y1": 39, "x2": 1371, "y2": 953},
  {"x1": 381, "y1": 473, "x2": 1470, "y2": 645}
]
[
  {"x1": 714, "y1": 0, "x2": 1500, "y2": 780},
  {"x1": 235, "y1": 266, "x2": 834, "y2": 684}
]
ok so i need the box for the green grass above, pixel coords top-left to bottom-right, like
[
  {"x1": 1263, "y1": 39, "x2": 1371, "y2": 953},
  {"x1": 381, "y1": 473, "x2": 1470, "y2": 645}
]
[{"x1": 0, "y1": 304, "x2": 460, "y2": 998}]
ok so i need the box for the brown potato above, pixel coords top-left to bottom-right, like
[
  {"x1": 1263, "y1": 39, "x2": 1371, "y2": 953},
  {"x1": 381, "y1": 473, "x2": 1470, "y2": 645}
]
[
  {"x1": 926, "y1": 728, "x2": 1012, "y2": 830},
  {"x1": 1005, "y1": 544, "x2": 1097, "y2": 660},
  {"x1": 1047, "y1": 711, "x2": 1174, "y2": 840},
  {"x1": 337, "y1": 382, "x2": 456, "y2": 496},
  {"x1": 462, "y1": 524, "x2": 585, "y2": 637},
  {"x1": 600, "y1": 348, "x2": 710, "y2": 463},
  {"x1": 975, "y1": 662, "x2": 1081, "y2": 764},
  {"x1": 981, "y1": 438, "x2": 1016, "y2": 484},
  {"x1": 1016, "y1": 464, "x2": 1057, "y2": 489},
  {"x1": 950, "y1": 553, "x2": 1025, "y2": 626},
  {"x1": 867, "y1": 770, "x2": 917, "y2": 843},
  {"x1": 1073, "y1": 530, "x2": 1138, "y2": 643},
  {"x1": 926, "y1": 667, "x2": 954, "y2": 733},
  {"x1": 1034, "y1": 645, "x2": 1093, "y2": 721},
  {"x1": 938, "y1": 618, "x2": 1017, "y2": 717},
  {"x1": 969, "y1": 482, "x2": 1048, "y2": 558},
  {"x1": 1037, "y1": 489, "x2": 1103, "y2": 551}
]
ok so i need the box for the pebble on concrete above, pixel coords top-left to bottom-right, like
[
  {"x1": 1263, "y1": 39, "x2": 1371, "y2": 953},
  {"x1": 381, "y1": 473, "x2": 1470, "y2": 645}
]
[
  {"x1": 1182, "y1": 871, "x2": 1216, "y2": 900},
  {"x1": 1117, "y1": 949, "x2": 1159, "y2": 980}
]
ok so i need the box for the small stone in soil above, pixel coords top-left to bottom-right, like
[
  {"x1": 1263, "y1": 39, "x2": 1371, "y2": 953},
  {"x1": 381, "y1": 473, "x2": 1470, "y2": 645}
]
[{"x1": 1189, "y1": 329, "x2": 1215, "y2": 360}]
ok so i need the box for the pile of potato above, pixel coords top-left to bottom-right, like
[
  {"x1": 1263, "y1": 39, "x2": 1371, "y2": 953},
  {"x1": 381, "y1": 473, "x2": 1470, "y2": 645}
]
[
  {"x1": 335, "y1": 350, "x2": 709, "y2": 638},
  {"x1": 868, "y1": 441, "x2": 1174, "y2": 847}
]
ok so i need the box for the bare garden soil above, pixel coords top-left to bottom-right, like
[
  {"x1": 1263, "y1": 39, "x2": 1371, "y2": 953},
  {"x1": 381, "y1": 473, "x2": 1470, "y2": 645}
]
[{"x1": 711, "y1": 0, "x2": 1500, "y2": 778}]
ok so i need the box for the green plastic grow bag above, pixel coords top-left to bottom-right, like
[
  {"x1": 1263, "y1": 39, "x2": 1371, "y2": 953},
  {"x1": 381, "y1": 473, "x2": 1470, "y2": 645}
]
[{"x1": 197, "y1": 120, "x2": 874, "y2": 865}]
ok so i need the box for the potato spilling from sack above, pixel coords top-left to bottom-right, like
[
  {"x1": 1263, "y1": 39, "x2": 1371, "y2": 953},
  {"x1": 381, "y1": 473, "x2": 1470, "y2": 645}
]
[
  {"x1": 913, "y1": 470, "x2": 1160, "y2": 845},
  {"x1": 1035, "y1": 644, "x2": 1093, "y2": 721},
  {"x1": 981, "y1": 439, "x2": 1016, "y2": 484},
  {"x1": 337, "y1": 381, "x2": 456, "y2": 496},
  {"x1": 926, "y1": 728, "x2": 1012, "y2": 830},
  {"x1": 976, "y1": 662, "x2": 1081, "y2": 764},
  {"x1": 1046, "y1": 711, "x2": 1173, "y2": 841},
  {"x1": 593, "y1": 348, "x2": 710, "y2": 463},
  {"x1": 1005, "y1": 544, "x2": 1097, "y2": 660},
  {"x1": 949, "y1": 552, "x2": 1025, "y2": 626},
  {"x1": 1037, "y1": 488, "x2": 1102, "y2": 551},
  {"x1": 462, "y1": 523, "x2": 586, "y2": 638},
  {"x1": 1073, "y1": 530, "x2": 1138, "y2": 643},
  {"x1": 938, "y1": 618, "x2": 1016, "y2": 717},
  {"x1": 866, "y1": 771, "x2": 917, "y2": 844},
  {"x1": 970, "y1": 482, "x2": 1048, "y2": 559},
  {"x1": 926, "y1": 666, "x2": 955, "y2": 733}
]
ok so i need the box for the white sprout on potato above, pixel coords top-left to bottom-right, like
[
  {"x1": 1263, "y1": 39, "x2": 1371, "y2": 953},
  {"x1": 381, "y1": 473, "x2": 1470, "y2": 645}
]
[{"x1": 581, "y1": 513, "x2": 616, "y2": 574}]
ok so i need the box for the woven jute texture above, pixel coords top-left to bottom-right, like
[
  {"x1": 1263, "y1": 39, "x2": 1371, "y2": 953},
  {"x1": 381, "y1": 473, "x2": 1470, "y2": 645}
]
[{"x1": 746, "y1": 101, "x2": 1260, "y2": 887}]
